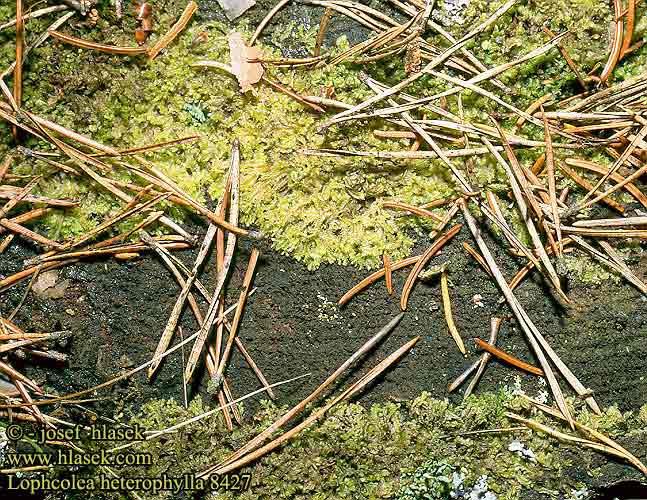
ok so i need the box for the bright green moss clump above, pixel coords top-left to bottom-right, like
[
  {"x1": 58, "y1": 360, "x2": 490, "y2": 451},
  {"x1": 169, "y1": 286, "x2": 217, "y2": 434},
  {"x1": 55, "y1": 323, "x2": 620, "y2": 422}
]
[{"x1": 0, "y1": 1, "x2": 645, "y2": 271}]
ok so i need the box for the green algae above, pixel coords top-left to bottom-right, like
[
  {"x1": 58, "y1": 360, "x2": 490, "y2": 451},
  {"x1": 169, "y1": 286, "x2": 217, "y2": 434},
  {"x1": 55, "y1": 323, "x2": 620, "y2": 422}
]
[
  {"x1": 38, "y1": 390, "x2": 645, "y2": 499},
  {"x1": 0, "y1": 0, "x2": 645, "y2": 273}
]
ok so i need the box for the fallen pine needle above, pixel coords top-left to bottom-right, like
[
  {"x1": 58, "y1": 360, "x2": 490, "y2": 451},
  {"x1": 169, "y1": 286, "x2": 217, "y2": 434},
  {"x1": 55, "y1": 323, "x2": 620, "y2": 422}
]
[
  {"x1": 49, "y1": 30, "x2": 148, "y2": 55},
  {"x1": 383, "y1": 253, "x2": 393, "y2": 295},
  {"x1": 216, "y1": 313, "x2": 404, "y2": 468},
  {"x1": 202, "y1": 334, "x2": 420, "y2": 477},
  {"x1": 474, "y1": 337, "x2": 544, "y2": 376},
  {"x1": 338, "y1": 255, "x2": 420, "y2": 306},
  {"x1": 400, "y1": 224, "x2": 462, "y2": 311},
  {"x1": 148, "y1": 1, "x2": 198, "y2": 60},
  {"x1": 441, "y1": 270, "x2": 466, "y2": 355}
]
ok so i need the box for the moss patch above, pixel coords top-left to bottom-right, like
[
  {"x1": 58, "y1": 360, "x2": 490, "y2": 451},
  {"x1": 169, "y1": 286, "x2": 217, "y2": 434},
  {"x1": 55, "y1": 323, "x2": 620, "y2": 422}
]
[
  {"x1": 0, "y1": 1, "x2": 646, "y2": 272},
  {"x1": 21, "y1": 390, "x2": 644, "y2": 499}
]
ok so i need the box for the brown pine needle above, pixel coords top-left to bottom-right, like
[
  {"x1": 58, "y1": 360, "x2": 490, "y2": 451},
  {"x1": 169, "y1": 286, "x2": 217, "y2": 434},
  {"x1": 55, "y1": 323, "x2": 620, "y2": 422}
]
[
  {"x1": 209, "y1": 248, "x2": 260, "y2": 387},
  {"x1": 462, "y1": 242, "x2": 492, "y2": 276},
  {"x1": 210, "y1": 181, "x2": 235, "y2": 424},
  {"x1": 522, "y1": 395, "x2": 647, "y2": 476},
  {"x1": 620, "y1": 0, "x2": 636, "y2": 59},
  {"x1": 447, "y1": 357, "x2": 480, "y2": 393},
  {"x1": 338, "y1": 255, "x2": 421, "y2": 306},
  {"x1": 92, "y1": 135, "x2": 201, "y2": 158},
  {"x1": 531, "y1": 153, "x2": 546, "y2": 175},
  {"x1": 419, "y1": 196, "x2": 457, "y2": 210},
  {"x1": 483, "y1": 133, "x2": 569, "y2": 304},
  {"x1": 0, "y1": 234, "x2": 14, "y2": 253},
  {"x1": 13, "y1": 0, "x2": 24, "y2": 140},
  {"x1": 0, "y1": 360, "x2": 43, "y2": 395},
  {"x1": 148, "y1": 1, "x2": 198, "y2": 60},
  {"x1": 0, "y1": 177, "x2": 41, "y2": 219},
  {"x1": 383, "y1": 201, "x2": 444, "y2": 222},
  {"x1": 600, "y1": 0, "x2": 624, "y2": 82},
  {"x1": 205, "y1": 333, "x2": 419, "y2": 477},
  {"x1": 459, "y1": 200, "x2": 583, "y2": 426},
  {"x1": 185, "y1": 140, "x2": 241, "y2": 382},
  {"x1": 542, "y1": 27, "x2": 587, "y2": 88},
  {"x1": 541, "y1": 105, "x2": 563, "y2": 255},
  {"x1": 568, "y1": 122, "x2": 647, "y2": 216},
  {"x1": 400, "y1": 224, "x2": 462, "y2": 311},
  {"x1": 49, "y1": 30, "x2": 148, "y2": 55},
  {"x1": 0, "y1": 188, "x2": 78, "y2": 208},
  {"x1": 217, "y1": 313, "x2": 404, "y2": 468},
  {"x1": 0, "y1": 299, "x2": 249, "y2": 410},
  {"x1": 262, "y1": 77, "x2": 325, "y2": 113},
  {"x1": 318, "y1": 0, "x2": 516, "y2": 129},
  {"x1": 383, "y1": 253, "x2": 393, "y2": 295},
  {"x1": 463, "y1": 317, "x2": 502, "y2": 398},
  {"x1": 0, "y1": 155, "x2": 12, "y2": 183},
  {"x1": 250, "y1": 0, "x2": 291, "y2": 45},
  {"x1": 565, "y1": 158, "x2": 647, "y2": 209},
  {"x1": 147, "y1": 224, "x2": 218, "y2": 378},
  {"x1": 441, "y1": 270, "x2": 466, "y2": 355},
  {"x1": 508, "y1": 411, "x2": 646, "y2": 474},
  {"x1": 507, "y1": 239, "x2": 573, "y2": 292},
  {"x1": 557, "y1": 162, "x2": 625, "y2": 213},
  {"x1": 221, "y1": 378, "x2": 242, "y2": 425},
  {"x1": 0, "y1": 208, "x2": 52, "y2": 235},
  {"x1": 514, "y1": 94, "x2": 553, "y2": 133},
  {"x1": 0, "y1": 219, "x2": 62, "y2": 249},
  {"x1": 314, "y1": 7, "x2": 333, "y2": 57},
  {"x1": 580, "y1": 162, "x2": 647, "y2": 213},
  {"x1": 474, "y1": 337, "x2": 543, "y2": 376},
  {"x1": 485, "y1": 192, "x2": 518, "y2": 249}
]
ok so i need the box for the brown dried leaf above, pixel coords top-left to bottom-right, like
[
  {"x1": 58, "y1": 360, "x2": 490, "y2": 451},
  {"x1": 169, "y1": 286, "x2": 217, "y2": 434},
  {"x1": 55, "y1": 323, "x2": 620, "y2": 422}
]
[{"x1": 229, "y1": 31, "x2": 264, "y2": 93}]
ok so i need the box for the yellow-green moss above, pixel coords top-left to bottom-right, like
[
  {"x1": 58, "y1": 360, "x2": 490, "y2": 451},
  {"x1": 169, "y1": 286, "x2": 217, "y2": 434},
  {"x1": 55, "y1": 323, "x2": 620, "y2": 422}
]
[{"x1": 0, "y1": 0, "x2": 646, "y2": 273}]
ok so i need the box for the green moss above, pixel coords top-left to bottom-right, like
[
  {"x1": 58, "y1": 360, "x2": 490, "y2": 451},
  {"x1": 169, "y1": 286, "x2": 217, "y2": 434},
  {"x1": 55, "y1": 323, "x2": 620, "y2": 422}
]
[
  {"x1": 0, "y1": 1, "x2": 645, "y2": 273},
  {"x1": 30, "y1": 390, "x2": 641, "y2": 499}
]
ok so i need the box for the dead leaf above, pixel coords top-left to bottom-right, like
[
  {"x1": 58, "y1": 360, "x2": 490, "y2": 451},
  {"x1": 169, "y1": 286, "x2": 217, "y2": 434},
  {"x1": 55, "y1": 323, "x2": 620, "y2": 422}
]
[
  {"x1": 229, "y1": 31, "x2": 264, "y2": 93},
  {"x1": 33, "y1": 270, "x2": 69, "y2": 299}
]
